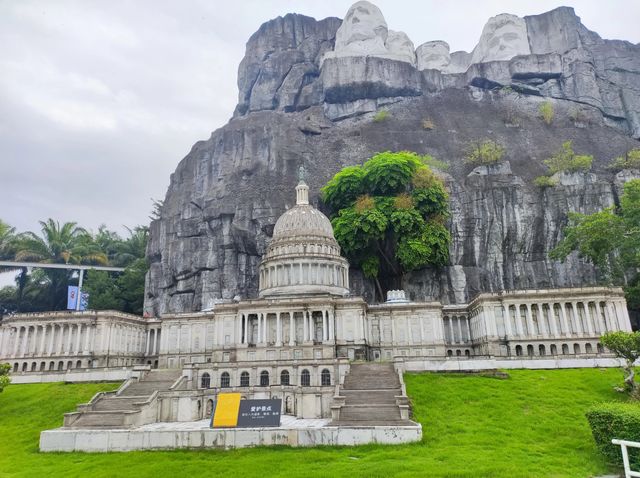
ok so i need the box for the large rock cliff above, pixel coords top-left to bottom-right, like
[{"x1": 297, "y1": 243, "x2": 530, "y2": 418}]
[{"x1": 144, "y1": 2, "x2": 640, "y2": 315}]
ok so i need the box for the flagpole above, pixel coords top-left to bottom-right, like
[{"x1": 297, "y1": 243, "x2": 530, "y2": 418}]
[{"x1": 76, "y1": 269, "x2": 84, "y2": 311}]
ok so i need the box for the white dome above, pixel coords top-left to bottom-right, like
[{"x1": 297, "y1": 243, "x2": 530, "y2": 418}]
[{"x1": 258, "y1": 180, "x2": 350, "y2": 298}]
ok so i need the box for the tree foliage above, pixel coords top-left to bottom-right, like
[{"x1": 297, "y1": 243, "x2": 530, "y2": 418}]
[
  {"x1": 551, "y1": 179, "x2": 640, "y2": 308},
  {"x1": 322, "y1": 151, "x2": 450, "y2": 299},
  {"x1": 543, "y1": 141, "x2": 593, "y2": 174},
  {"x1": 464, "y1": 139, "x2": 505, "y2": 166},
  {"x1": 608, "y1": 148, "x2": 640, "y2": 172},
  {"x1": 0, "y1": 363, "x2": 10, "y2": 393},
  {"x1": 538, "y1": 101, "x2": 554, "y2": 125},
  {"x1": 600, "y1": 331, "x2": 640, "y2": 396},
  {"x1": 0, "y1": 219, "x2": 149, "y2": 314}
]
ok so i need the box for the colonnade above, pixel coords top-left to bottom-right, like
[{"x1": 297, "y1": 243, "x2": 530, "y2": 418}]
[
  {"x1": 260, "y1": 261, "x2": 348, "y2": 290},
  {"x1": 498, "y1": 299, "x2": 630, "y2": 339},
  {"x1": 443, "y1": 315, "x2": 471, "y2": 344},
  {"x1": 238, "y1": 309, "x2": 335, "y2": 346},
  {"x1": 0, "y1": 322, "x2": 95, "y2": 358}
]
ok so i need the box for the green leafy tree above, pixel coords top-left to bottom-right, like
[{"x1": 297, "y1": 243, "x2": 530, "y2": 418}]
[
  {"x1": 608, "y1": 148, "x2": 640, "y2": 172},
  {"x1": 539, "y1": 101, "x2": 554, "y2": 125},
  {"x1": 551, "y1": 179, "x2": 640, "y2": 308},
  {"x1": 464, "y1": 139, "x2": 505, "y2": 166},
  {"x1": 0, "y1": 363, "x2": 10, "y2": 393},
  {"x1": 543, "y1": 141, "x2": 593, "y2": 174},
  {"x1": 600, "y1": 331, "x2": 640, "y2": 396},
  {"x1": 0, "y1": 219, "x2": 17, "y2": 260},
  {"x1": 323, "y1": 151, "x2": 450, "y2": 300},
  {"x1": 13, "y1": 219, "x2": 108, "y2": 310}
]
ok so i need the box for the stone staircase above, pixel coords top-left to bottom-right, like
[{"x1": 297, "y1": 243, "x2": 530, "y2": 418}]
[
  {"x1": 331, "y1": 363, "x2": 414, "y2": 426},
  {"x1": 63, "y1": 369, "x2": 182, "y2": 429}
]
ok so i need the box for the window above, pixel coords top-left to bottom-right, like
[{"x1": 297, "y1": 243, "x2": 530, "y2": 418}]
[
  {"x1": 574, "y1": 343, "x2": 581, "y2": 355},
  {"x1": 301, "y1": 369, "x2": 311, "y2": 387},
  {"x1": 538, "y1": 345, "x2": 546, "y2": 356},
  {"x1": 260, "y1": 371, "x2": 269, "y2": 386},
  {"x1": 240, "y1": 371, "x2": 250, "y2": 387},
  {"x1": 280, "y1": 370, "x2": 290, "y2": 386},
  {"x1": 550, "y1": 344, "x2": 557, "y2": 355},
  {"x1": 562, "y1": 344, "x2": 569, "y2": 355},
  {"x1": 585, "y1": 343, "x2": 593, "y2": 354},
  {"x1": 220, "y1": 372, "x2": 230, "y2": 388},
  {"x1": 515, "y1": 345, "x2": 523, "y2": 356},
  {"x1": 201, "y1": 372, "x2": 211, "y2": 389},
  {"x1": 527, "y1": 345, "x2": 534, "y2": 357},
  {"x1": 321, "y1": 369, "x2": 331, "y2": 386},
  {"x1": 597, "y1": 343, "x2": 604, "y2": 354},
  {"x1": 76, "y1": 360, "x2": 82, "y2": 369}
]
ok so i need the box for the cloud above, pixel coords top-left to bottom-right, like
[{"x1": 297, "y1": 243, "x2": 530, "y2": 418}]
[{"x1": 0, "y1": 0, "x2": 638, "y2": 242}]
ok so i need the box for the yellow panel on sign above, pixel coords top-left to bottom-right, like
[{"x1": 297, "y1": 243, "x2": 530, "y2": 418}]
[{"x1": 212, "y1": 393, "x2": 241, "y2": 428}]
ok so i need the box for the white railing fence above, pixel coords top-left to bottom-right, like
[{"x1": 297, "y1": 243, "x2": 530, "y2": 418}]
[{"x1": 612, "y1": 439, "x2": 640, "y2": 478}]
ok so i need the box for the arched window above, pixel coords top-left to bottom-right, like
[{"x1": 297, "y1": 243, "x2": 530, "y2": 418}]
[
  {"x1": 585, "y1": 343, "x2": 593, "y2": 354},
  {"x1": 280, "y1": 370, "x2": 290, "y2": 386},
  {"x1": 57, "y1": 361, "x2": 64, "y2": 371},
  {"x1": 39, "y1": 362, "x2": 45, "y2": 371},
  {"x1": 30, "y1": 362, "x2": 36, "y2": 372},
  {"x1": 597, "y1": 343, "x2": 604, "y2": 354},
  {"x1": 562, "y1": 344, "x2": 569, "y2": 355},
  {"x1": 574, "y1": 343, "x2": 581, "y2": 355},
  {"x1": 206, "y1": 399, "x2": 214, "y2": 417},
  {"x1": 67, "y1": 361, "x2": 73, "y2": 370},
  {"x1": 260, "y1": 370, "x2": 269, "y2": 386},
  {"x1": 13, "y1": 363, "x2": 18, "y2": 372},
  {"x1": 447, "y1": 350, "x2": 453, "y2": 357},
  {"x1": 201, "y1": 372, "x2": 211, "y2": 389},
  {"x1": 539, "y1": 345, "x2": 546, "y2": 356},
  {"x1": 321, "y1": 369, "x2": 331, "y2": 386},
  {"x1": 76, "y1": 360, "x2": 82, "y2": 369},
  {"x1": 239, "y1": 371, "x2": 250, "y2": 387},
  {"x1": 48, "y1": 362, "x2": 54, "y2": 371},
  {"x1": 301, "y1": 369, "x2": 311, "y2": 387},
  {"x1": 220, "y1": 372, "x2": 230, "y2": 388},
  {"x1": 550, "y1": 344, "x2": 557, "y2": 355},
  {"x1": 456, "y1": 350, "x2": 461, "y2": 357},
  {"x1": 527, "y1": 345, "x2": 534, "y2": 357},
  {"x1": 21, "y1": 363, "x2": 27, "y2": 372},
  {"x1": 464, "y1": 350, "x2": 470, "y2": 357},
  {"x1": 515, "y1": 345, "x2": 523, "y2": 356}
]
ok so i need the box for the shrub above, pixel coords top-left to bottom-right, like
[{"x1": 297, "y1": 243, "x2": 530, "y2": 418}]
[
  {"x1": 609, "y1": 148, "x2": 640, "y2": 171},
  {"x1": 586, "y1": 402, "x2": 640, "y2": 468},
  {"x1": 465, "y1": 139, "x2": 505, "y2": 166},
  {"x1": 543, "y1": 141, "x2": 593, "y2": 174},
  {"x1": 534, "y1": 176, "x2": 557, "y2": 188},
  {"x1": 539, "y1": 101, "x2": 554, "y2": 125},
  {"x1": 422, "y1": 118, "x2": 435, "y2": 130},
  {"x1": 373, "y1": 110, "x2": 390, "y2": 122}
]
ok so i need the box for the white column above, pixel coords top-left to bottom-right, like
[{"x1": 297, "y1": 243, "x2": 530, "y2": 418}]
[
  {"x1": 145, "y1": 329, "x2": 151, "y2": 355},
  {"x1": 583, "y1": 302, "x2": 595, "y2": 336},
  {"x1": 289, "y1": 313, "x2": 295, "y2": 346},
  {"x1": 456, "y1": 317, "x2": 464, "y2": 343},
  {"x1": 84, "y1": 325, "x2": 91, "y2": 353},
  {"x1": 303, "y1": 311, "x2": 308, "y2": 342},
  {"x1": 243, "y1": 314, "x2": 248, "y2": 344},
  {"x1": 155, "y1": 329, "x2": 161, "y2": 354},
  {"x1": 465, "y1": 317, "x2": 472, "y2": 342},
  {"x1": 559, "y1": 303, "x2": 570, "y2": 336},
  {"x1": 13, "y1": 328, "x2": 21, "y2": 357},
  {"x1": 502, "y1": 305, "x2": 512, "y2": 337},
  {"x1": 48, "y1": 326, "x2": 55, "y2": 355},
  {"x1": 525, "y1": 304, "x2": 535, "y2": 336},
  {"x1": 75, "y1": 325, "x2": 82, "y2": 354},
  {"x1": 329, "y1": 309, "x2": 335, "y2": 341},
  {"x1": 571, "y1": 302, "x2": 583, "y2": 336},
  {"x1": 263, "y1": 313, "x2": 268, "y2": 344},
  {"x1": 514, "y1": 305, "x2": 524, "y2": 336},
  {"x1": 38, "y1": 326, "x2": 46, "y2": 356},
  {"x1": 545, "y1": 304, "x2": 557, "y2": 336},
  {"x1": 276, "y1": 312, "x2": 282, "y2": 346},
  {"x1": 21, "y1": 327, "x2": 30, "y2": 357}
]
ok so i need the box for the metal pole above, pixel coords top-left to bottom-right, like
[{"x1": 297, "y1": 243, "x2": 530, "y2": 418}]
[{"x1": 76, "y1": 269, "x2": 84, "y2": 311}]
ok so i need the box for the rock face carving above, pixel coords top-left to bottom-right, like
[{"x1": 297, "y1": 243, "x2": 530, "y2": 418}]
[
  {"x1": 416, "y1": 41, "x2": 450, "y2": 71},
  {"x1": 322, "y1": 1, "x2": 415, "y2": 66},
  {"x1": 146, "y1": 3, "x2": 640, "y2": 315},
  {"x1": 471, "y1": 13, "x2": 531, "y2": 64}
]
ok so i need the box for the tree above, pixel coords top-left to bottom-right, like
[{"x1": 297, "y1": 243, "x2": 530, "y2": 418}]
[
  {"x1": 0, "y1": 363, "x2": 10, "y2": 393},
  {"x1": 543, "y1": 141, "x2": 593, "y2": 174},
  {"x1": 322, "y1": 151, "x2": 450, "y2": 300},
  {"x1": 13, "y1": 219, "x2": 108, "y2": 310},
  {"x1": 600, "y1": 331, "x2": 640, "y2": 397},
  {"x1": 551, "y1": 179, "x2": 640, "y2": 308},
  {"x1": 0, "y1": 219, "x2": 16, "y2": 260}
]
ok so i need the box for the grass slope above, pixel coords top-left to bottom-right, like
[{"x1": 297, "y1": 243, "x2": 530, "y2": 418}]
[{"x1": 0, "y1": 369, "x2": 626, "y2": 478}]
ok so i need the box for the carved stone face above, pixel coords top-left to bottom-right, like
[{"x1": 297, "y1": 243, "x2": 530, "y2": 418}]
[
  {"x1": 471, "y1": 13, "x2": 530, "y2": 63},
  {"x1": 417, "y1": 41, "x2": 451, "y2": 71},
  {"x1": 335, "y1": 0, "x2": 388, "y2": 54}
]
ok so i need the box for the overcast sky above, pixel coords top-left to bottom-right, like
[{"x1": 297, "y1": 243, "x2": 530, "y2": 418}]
[{"x1": 1, "y1": 0, "x2": 639, "y2": 239}]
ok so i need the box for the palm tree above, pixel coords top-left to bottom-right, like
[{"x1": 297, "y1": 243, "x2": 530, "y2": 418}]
[
  {"x1": 14, "y1": 219, "x2": 108, "y2": 310},
  {"x1": 112, "y1": 226, "x2": 148, "y2": 267},
  {"x1": 0, "y1": 219, "x2": 16, "y2": 260}
]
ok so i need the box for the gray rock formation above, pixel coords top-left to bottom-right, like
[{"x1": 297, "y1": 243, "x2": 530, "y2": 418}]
[{"x1": 145, "y1": 3, "x2": 640, "y2": 315}]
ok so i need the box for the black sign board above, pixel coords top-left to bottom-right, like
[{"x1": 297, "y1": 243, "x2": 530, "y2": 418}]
[{"x1": 236, "y1": 399, "x2": 282, "y2": 427}]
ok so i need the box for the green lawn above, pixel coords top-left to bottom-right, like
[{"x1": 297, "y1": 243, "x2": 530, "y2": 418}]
[{"x1": 0, "y1": 369, "x2": 626, "y2": 478}]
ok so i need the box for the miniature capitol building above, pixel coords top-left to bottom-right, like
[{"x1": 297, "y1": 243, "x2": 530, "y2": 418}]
[{"x1": 0, "y1": 179, "x2": 634, "y2": 425}]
